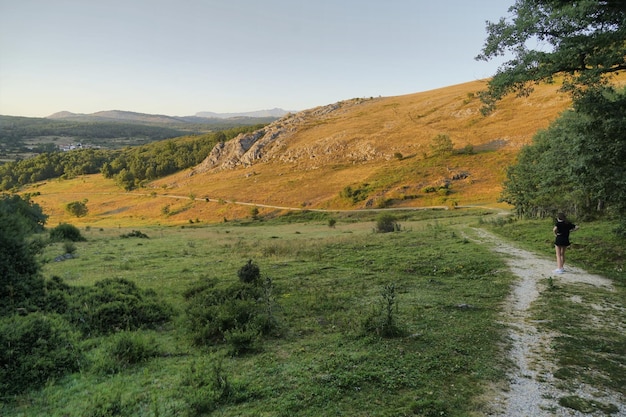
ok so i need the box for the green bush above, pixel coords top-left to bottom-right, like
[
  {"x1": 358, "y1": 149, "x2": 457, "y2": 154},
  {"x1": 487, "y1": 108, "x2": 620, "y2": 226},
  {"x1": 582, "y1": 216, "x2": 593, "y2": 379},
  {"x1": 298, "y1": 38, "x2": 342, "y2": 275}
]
[
  {"x1": 185, "y1": 282, "x2": 258, "y2": 345},
  {"x1": 49, "y1": 223, "x2": 86, "y2": 242},
  {"x1": 237, "y1": 259, "x2": 260, "y2": 284},
  {"x1": 224, "y1": 325, "x2": 261, "y2": 356},
  {"x1": 63, "y1": 241, "x2": 77, "y2": 254},
  {"x1": 430, "y1": 133, "x2": 454, "y2": 156},
  {"x1": 0, "y1": 213, "x2": 45, "y2": 317},
  {"x1": 44, "y1": 276, "x2": 71, "y2": 314},
  {"x1": 375, "y1": 214, "x2": 400, "y2": 233},
  {"x1": 65, "y1": 200, "x2": 88, "y2": 217},
  {"x1": 93, "y1": 331, "x2": 160, "y2": 374},
  {"x1": 50, "y1": 277, "x2": 172, "y2": 336},
  {"x1": 185, "y1": 263, "x2": 279, "y2": 350},
  {"x1": 0, "y1": 193, "x2": 47, "y2": 233},
  {"x1": 340, "y1": 183, "x2": 372, "y2": 204},
  {"x1": 120, "y1": 230, "x2": 149, "y2": 239},
  {"x1": 180, "y1": 359, "x2": 250, "y2": 416},
  {"x1": 0, "y1": 313, "x2": 82, "y2": 395}
]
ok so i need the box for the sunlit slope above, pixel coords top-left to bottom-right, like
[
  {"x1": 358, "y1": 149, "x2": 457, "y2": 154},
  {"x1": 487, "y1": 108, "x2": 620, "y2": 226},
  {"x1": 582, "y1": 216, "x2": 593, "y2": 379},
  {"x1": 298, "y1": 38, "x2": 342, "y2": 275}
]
[{"x1": 28, "y1": 79, "x2": 573, "y2": 226}]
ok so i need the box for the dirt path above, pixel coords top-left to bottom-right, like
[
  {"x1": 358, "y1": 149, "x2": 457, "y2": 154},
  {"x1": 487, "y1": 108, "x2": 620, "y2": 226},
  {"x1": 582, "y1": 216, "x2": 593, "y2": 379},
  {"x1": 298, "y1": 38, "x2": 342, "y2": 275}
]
[{"x1": 467, "y1": 228, "x2": 624, "y2": 417}]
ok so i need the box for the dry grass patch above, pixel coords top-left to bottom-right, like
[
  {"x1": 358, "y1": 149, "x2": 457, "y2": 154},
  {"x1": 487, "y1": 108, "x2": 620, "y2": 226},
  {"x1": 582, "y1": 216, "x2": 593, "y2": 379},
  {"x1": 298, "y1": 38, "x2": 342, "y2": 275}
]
[{"x1": 24, "y1": 78, "x2": 581, "y2": 226}]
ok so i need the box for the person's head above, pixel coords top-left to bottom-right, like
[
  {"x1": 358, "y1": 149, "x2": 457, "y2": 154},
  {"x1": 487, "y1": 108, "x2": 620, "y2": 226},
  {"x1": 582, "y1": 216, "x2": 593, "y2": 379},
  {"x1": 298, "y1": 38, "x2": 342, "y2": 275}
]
[{"x1": 557, "y1": 212, "x2": 567, "y2": 222}]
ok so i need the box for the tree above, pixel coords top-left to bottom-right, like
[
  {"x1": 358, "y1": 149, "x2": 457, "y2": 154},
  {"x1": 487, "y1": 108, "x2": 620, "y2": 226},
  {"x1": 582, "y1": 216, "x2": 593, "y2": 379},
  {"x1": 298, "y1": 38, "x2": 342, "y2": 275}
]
[
  {"x1": 65, "y1": 200, "x2": 88, "y2": 217},
  {"x1": 0, "y1": 193, "x2": 47, "y2": 233},
  {"x1": 0, "y1": 195, "x2": 46, "y2": 316},
  {"x1": 430, "y1": 134, "x2": 454, "y2": 157},
  {"x1": 476, "y1": 0, "x2": 626, "y2": 113},
  {"x1": 568, "y1": 88, "x2": 626, "y2": 216},
  {"x1": 500, "y1": 110, "x2": 586, "y2": 217},
  {"x1": 478, "y1": 1, "x2": 626, "y2": 221},
  {"x1": 115, "y1": 168, "x2": 136, "y2": 191}
]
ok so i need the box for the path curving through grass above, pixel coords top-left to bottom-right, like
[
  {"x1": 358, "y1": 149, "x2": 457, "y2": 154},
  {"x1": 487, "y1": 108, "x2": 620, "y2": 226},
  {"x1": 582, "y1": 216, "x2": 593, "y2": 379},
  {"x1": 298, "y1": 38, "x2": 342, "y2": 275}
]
[{"x1": 468, "y1": 228, "x2": 623, "y2": 417}]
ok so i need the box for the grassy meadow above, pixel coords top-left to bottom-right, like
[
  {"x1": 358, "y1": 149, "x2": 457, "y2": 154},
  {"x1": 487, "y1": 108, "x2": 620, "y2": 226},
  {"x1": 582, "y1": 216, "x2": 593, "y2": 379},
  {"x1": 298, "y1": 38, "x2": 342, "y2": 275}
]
[
  {"x1": 5, "y1": 75, "x2": 626, "y2": 416},
  {"x1": 3, "y1": 209, "x2": 517, "y2": 417}
]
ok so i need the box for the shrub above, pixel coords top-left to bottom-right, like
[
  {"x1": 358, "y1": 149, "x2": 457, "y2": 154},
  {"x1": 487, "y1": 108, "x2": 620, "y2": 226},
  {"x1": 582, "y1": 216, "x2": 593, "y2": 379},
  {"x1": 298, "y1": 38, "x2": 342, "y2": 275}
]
[
  {"x1": 430, "y1": 133, "x2": 454, "y2": 156},
  {"x1": 237, "y1": 259, "x2": 261, "y2": 284},
  {"x1": 340, "y1": 183, "x2": 371, "y2": 204},
  {"x1": 185, "y1": 263, "x2": 279, "y2": 350},
  {"x1": 94, "y1": 331, "x2": 160, "y2": 374},
  {"x1": 60, "y1": 277, "x2": 173, "y2": 336},
  {"x1": 63, "y1": 241, "x2": 77, "y2": 254},
  {"x1": 120, "y1": 230, "x2": 149, "y2": 239},
  {"x1": 50, "y1": 223, "x2": 86, "y2": 242},
  {"x1": 0, "y1": 313, "x2": 82, "y2": 395},
  {"x1": 65, "y1": 200, "x2": 88, "y2": 217},
  {"x1": 185, "y1": 284, "x2": 258, "y2": 345},
  {"x1": 375, "y1": 214, "x2": 400, "y2": 233},
  {"x1": 181, "y1": 359, "x2": 250, "y2": 416},
  {"x1": 0, "y1": 213, "x2": 45, "y2": 317},
  {"x1": 224, "y1": 325, "x2": 261, "y2": 356},
  {"x1": 44, "y1": 276, "x2": 71, "y2": 314},
  {"x1": 0, "y1": 193, "x2": 47, "y2": 233},
  {"x1": 362, "y1": 283, "x2": 405, "y2": 338}
]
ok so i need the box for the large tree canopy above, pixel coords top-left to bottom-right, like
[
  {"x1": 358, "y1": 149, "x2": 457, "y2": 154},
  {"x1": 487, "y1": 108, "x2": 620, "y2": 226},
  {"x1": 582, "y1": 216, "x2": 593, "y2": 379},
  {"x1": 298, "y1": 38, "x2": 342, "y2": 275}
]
[
  {"x1": 479, "y1": 0, "x2": 626, "y2": 223},
  {"x1": 476, "y1": 0, "x2": 626, "y2": 112},
  {"x1": 500, "y1": 88, "x2": 626, "y2": 218}
]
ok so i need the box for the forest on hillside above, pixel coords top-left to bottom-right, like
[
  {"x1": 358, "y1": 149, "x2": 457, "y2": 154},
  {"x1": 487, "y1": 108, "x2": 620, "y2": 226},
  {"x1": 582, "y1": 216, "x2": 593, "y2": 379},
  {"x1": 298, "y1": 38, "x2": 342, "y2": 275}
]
[
  {"x1": 0, "y1": 115, "x2": 276, "y2": 162},
  {"x1": 0, "y1": 124, "x2": 265, "y2": 191},
  {"x1": 0, "y1": 115, "x2": 193, "y2": 156}
]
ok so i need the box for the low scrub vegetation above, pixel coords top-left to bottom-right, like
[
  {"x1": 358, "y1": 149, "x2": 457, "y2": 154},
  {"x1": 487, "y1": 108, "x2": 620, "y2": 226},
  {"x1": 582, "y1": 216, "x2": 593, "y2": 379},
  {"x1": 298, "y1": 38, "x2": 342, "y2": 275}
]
[
  {"x1": 49, "y1": 223, "x2": 86, "y2": 242},
  {"x1": 185, "y1": 260, "x2": 279, "y2": 355},
  {"x1": 1, "y1": 201, "x2": 623, "y2": 416}
]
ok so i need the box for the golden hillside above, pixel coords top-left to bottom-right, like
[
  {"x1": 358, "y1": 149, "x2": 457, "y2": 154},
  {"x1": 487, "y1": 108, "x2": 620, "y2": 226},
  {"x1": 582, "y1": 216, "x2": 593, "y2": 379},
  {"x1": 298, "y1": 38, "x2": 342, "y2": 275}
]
[{"x1": 28, "y1": 79, "x2": 573, "y2": 226}]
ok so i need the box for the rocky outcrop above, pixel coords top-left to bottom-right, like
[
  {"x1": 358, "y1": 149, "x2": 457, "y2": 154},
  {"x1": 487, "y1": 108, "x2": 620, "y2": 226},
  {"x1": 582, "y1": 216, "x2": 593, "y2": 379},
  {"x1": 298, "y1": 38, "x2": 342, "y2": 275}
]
[{"x1": 190, "y1": 99, "x2": 379, "y2": 174}]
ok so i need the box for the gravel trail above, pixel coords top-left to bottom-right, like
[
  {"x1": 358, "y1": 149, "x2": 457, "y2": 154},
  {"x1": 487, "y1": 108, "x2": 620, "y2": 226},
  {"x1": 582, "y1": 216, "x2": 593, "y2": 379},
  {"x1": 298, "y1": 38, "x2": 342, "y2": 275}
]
[{"x1": 468, "y1": 228, "x2": 624, "y2": 417}]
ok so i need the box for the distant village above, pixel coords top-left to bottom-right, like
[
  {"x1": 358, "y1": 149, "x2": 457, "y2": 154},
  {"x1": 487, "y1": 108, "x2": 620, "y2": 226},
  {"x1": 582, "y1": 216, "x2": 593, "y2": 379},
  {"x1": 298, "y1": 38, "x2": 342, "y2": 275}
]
[{"x1": 57, "y1": 142, "x2": 101, "y2": 152}]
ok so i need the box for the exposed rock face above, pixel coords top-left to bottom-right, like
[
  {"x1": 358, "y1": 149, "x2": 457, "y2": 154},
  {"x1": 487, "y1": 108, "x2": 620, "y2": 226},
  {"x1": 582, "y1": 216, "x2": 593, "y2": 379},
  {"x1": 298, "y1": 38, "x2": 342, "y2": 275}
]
[{"x1": 191, "y1": 99, "x2": 375, "y2": 174}]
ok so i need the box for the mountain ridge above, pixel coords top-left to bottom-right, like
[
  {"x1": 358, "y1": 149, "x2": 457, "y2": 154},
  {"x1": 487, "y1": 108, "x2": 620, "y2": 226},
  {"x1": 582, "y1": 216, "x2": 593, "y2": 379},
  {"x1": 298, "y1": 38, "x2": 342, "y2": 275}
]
[
  {"x1": 195, "y1": 108, "x2": 291, "y2": 119},
  {"x1": 46, "y1": 108, "x2": 290, "y2": 125}
]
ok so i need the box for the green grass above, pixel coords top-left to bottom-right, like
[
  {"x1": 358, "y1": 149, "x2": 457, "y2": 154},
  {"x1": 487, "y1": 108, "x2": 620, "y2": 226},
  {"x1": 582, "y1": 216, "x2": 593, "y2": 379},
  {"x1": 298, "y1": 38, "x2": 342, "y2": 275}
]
[
  {"x1": 1, "y1": 210, "x2": 517, "y2": 416},
  {"x1": 5, "y1": 211, "x2": 623, "y2": 416}
]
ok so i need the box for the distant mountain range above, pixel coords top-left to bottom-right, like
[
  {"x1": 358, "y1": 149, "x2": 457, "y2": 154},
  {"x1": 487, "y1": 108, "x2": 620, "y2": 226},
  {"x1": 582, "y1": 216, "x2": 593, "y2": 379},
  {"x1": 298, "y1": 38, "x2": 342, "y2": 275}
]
[
  {"x1": 195, "y1": 108, "x2": 290, "y2": 119},
  {"x1": 46, "y1": 109, "x2": 291, "y2": 125}
]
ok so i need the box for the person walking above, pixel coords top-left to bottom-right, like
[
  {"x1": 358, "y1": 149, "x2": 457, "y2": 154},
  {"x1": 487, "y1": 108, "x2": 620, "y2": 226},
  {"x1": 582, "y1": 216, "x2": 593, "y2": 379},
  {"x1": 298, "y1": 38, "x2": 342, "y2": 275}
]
[{"x1": 553, "y1": 212, "x2": 578, "y2": 273}]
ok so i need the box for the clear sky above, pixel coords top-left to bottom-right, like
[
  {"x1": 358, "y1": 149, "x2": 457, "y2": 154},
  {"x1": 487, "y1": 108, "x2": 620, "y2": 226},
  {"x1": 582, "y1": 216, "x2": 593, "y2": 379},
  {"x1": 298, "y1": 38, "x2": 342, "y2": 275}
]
[{"x1": 0, "y1": 0, "x2": 513, "y2": 118}]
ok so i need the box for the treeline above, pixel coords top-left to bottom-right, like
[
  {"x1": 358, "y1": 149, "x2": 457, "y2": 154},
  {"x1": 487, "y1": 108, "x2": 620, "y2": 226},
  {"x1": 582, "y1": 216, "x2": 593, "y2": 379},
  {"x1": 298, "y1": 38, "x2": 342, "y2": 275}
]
[
  {"x1": 0, "y1": 116, "x2": 191, "y2": 140},
  {"x1": 0, "y1": 149, "x2": 114, "y2": 190},
  {"x1": 501, "y1": 87, "x2": 626, "y2": 229},
  {"x1": 0, "y1": 115, "x2": 192, "y2": 153},
  {"x1": 102, "y1": 125, "x2": 262, "y2": 190},
  {"x1": 0, "y1": 125, "x2": 264, "y2": 191}
]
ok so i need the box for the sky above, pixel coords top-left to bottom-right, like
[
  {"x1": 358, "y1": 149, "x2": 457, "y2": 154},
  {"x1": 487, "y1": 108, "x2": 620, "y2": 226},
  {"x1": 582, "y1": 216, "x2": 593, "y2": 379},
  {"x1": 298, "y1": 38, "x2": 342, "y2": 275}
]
[{"x1": 0, "y1": 0, "x2": 514, "y2": 118}]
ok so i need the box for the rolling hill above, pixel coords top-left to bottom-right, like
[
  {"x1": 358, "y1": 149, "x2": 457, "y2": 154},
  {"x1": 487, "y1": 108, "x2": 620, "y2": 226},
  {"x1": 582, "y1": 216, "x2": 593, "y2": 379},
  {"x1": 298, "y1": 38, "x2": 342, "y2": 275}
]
[
  {"x1": 27, "y1": 79, "x2": 574, "y2": 226},
  {"x1": 46, "y1": 109, "x2": 286, "y2": 126}
]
